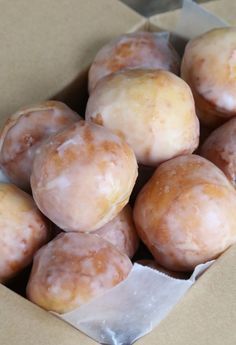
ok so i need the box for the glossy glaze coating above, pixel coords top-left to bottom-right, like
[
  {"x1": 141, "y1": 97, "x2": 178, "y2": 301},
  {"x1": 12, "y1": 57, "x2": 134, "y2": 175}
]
[
  {"x1": 86, "y1": 69, "x2": 199, "y2": 166},
  {"x1": 181, "y1": 28, "x2": 236, "y2": 128},
  {"x1": 94, "y1": 205, "x2": 139, "y2": 258},
  {"x1": 0, "y1": 101, "x2": 80, "y2": 190},
  {"x1": 27, "y1": 233, "x2": 132, "y2": 313},
  {"x1": 88, "y1": 31, "x2": 180, "y2": 92},
  {"x1": 0, "y1": 183, "x2": 50, "y2": 283},
  {"x1": 201, "y1": 117, "x2": 236, "y2": 187},
  {"x1": 134, "y1": 155, "x2": 236, "y2": 271},
  {"x1": 31, "y1": 121, "x2": 138, "y2": 232}
]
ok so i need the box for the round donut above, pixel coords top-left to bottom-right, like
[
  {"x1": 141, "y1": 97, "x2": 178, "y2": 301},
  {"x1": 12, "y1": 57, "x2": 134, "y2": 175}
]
[
  {"x1": 27, "y1": 232, "x2": 132, "y2": 313},
  {"x1": 31, "y1": 121, "x2": 138, "y2": 232},
  {"x1": 134, "y1": 154, "x2": 236, "y2": 271},
  {"x1": 0, "y1": 101, "x2": 80, "y2": 190},
  {"x1": 0, "y1": 183, "x2": 50, "y2": 283},
  {"x1": 181, "y1": 27, "x2": 236, "y2": 128},
  {"x1": 88, "y1": 31, "x2": 180, "y2": 92},
  {"x1": 86, "y1": 69, "x2": 199, "y2": 166},
  {"x1": 201, "y1": 117, "x2": 236, "y2": 187}
]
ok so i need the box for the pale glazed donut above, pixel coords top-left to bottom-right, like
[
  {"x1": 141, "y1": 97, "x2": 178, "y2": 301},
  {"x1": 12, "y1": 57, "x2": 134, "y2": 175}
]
[
  {"x1": 27, "y1": 232, "x2": 132, "y2": 313},
  {"x1": 88, "y1": 31, "x2": 180, "y2": 92},
  {"x1": 31, "y1": 121, "x2": 138, "y2": 232},
  {"x1": 181, "y1": 27, "x2": 236, "y2": 128},
  {"x1": 94, "y1": 205, "x2": 139, "y2": 258},
  {"x1": 86, "y1": 69, "x2": 199, "y2": 166},
  {"x1": 134, "y1": 155, "x2": 236, "y2": 271},
  {"x1": 0, "y1": 183, "x2": 50, "y2": 283},
  {"x1": 0, "y1": 101, "x2": 80, "y2": 190},
  {"x1": 201, "y1": 117, "x2": 236, "y2": 187}
]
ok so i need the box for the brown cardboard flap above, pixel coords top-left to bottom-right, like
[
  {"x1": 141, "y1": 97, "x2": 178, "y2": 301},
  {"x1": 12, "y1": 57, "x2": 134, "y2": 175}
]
[
  {"x1": 0, "y1": 283, "x2": 96, "y2": 345},
  {"x1": 0, "y1": 0, "x2": 144, "y2": 125},
  {"x1": 137, "y1": 244, "x2": 236, "y2": 345}
]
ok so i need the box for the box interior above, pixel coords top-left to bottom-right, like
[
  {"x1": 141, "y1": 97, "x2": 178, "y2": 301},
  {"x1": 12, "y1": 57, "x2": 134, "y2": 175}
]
[
  {"x1": 149, "y1": 0, "x2": 236, "y2": 29},
  {"x1": 0, "y1": 0, "x2": 144, "y2": 127},
  {"x1": 1, "y1": 1, "x2": 236, "y2": 345}
]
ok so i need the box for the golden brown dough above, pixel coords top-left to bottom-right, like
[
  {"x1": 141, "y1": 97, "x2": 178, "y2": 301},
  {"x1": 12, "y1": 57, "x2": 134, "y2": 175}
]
[
  {"x1": 181, "y1": 27, "x2": 236, "y2": 128},
  {"x1": 31, "y1": 121, "x2": 137, "y2": 232},
  {"x1": 0, "y1": 183, "x2": 50, "y2": 283},
  {"x1": 201, "y1": 117, "x2": 236, "y2": 187},
  {"x1": 94, "y1": 205, "x2": 139, "y2": 258},
  {"x1": 0, "y1": 101, "x2": 80, "y2": 190},
  {"x1": 88, "y1": 31, "x2": 180, "y2": 92},
  {"x1": 27, "y1": 232, "x2": 132, "y2": 313},
  {"x1": 86, "y1": 69, "x2": 199, "y2": 166},
  {"x1": 134, "y1": 155, "x2": 236, "y2": 271}
]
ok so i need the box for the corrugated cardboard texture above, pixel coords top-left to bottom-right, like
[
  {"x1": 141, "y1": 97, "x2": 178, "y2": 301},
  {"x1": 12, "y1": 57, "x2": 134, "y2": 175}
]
[
  {"x1": 149, "y1": 0, "x2": 236, "y2": 31},
  {"x1": 0, "y1": 0, "x2": 144, "y2": 125}
]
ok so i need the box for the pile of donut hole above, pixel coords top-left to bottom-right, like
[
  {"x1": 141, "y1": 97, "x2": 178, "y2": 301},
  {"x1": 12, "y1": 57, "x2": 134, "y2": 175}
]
[{"x1": 1, "y1": 28, "x2": 236, "y2": 314}]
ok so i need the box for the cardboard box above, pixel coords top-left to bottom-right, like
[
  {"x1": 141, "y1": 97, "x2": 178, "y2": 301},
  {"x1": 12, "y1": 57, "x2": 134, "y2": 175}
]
[{"x1": 0, "y1": 1, "x2": 236, "y2": 344}]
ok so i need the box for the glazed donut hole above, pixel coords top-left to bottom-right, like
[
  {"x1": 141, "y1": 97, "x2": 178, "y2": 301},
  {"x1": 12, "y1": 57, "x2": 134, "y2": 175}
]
[
  {"x1": 201, "y1": 117, "x2": 236, "y2": 188},
  {"x1": 31, "y1": 120, "x2": 138, "y2": 232},
  {"x1": 26, "y1": 232, "x2": 132, "y2": 313},
  {"x1": 0, "y1": 101, "x2": 81, "y2": 191},
  {"x1": 93, "y1": 205, "x2": 139, "y2": 258},
  {"x1": 88, "y1": 31, "x2": 180, "y2": 93},
  {"x1": 0, "y1": 183, "x2": 50, "y2": 283},
  {"x1": 181, "y1": 27, "x2": 236, "y2": 128},
  {"x1": 134, "y1": 155, "x2": 236, "y2": 272},
  {"x1": 86, "y1": 69, "x2": 199, "y2": 167}
]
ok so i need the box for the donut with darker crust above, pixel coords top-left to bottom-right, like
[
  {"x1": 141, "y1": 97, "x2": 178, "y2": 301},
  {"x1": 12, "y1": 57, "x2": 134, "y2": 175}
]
[
  {"x1": 181, "y1": 27, "x2": 236, "y2": 128},
  {"x1": 88, "y1": 31, "x2": 180, "y2": 92},
  {"x1": 31, "y1": 121, "x2": 138, "y2": 232},
  {"x1": 0, "y1": 101, "x2": 80, "y2": 190},
  {"x1": 94, "y1": 205, "x2": 139, "y2": 258},
  {"x1": 27, "y1": 233, "x2": 132, "y2": 313},
  {"x1": 134, "y1": 155, "x2": 236, "y2": 271},
  {"x1": 0, "y1": 183, "x2": 50, "y2": 283}
]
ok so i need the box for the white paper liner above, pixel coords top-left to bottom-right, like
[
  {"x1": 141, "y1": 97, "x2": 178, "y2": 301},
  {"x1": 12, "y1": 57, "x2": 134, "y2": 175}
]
[
  {"x1": 55, "y1": 261, "x2": 213, "y2": 345},
  {"x1": 175, "y1": 0, "x2": 228, "y2": 40},
  {"x1": 51, "y1": 1, "x2": 226, "y2": 344}
]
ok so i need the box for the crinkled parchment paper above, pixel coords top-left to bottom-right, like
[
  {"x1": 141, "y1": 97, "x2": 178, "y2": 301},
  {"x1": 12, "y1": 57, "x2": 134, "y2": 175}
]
[{"x1": 175, "y1": 0, "x2": 228, "y2": 40}]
